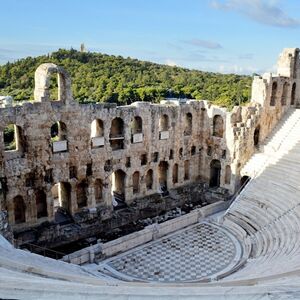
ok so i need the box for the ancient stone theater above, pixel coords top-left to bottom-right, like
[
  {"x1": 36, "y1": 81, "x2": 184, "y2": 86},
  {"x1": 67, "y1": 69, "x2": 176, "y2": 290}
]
[{"x1": 1, "y1": 48, "x2": 300, "y2": 299}]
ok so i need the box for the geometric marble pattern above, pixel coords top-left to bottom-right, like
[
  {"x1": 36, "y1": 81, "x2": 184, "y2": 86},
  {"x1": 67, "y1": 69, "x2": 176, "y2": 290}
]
[{"x1": 103, "y1": 223, "x2": 241, "y2": 282}]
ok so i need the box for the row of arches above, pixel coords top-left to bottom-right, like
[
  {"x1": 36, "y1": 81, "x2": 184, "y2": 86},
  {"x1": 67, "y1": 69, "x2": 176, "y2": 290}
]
[
  {"x1": 2, "y1": 113, "x2": 225, "y2": 153},
  {"x1": 270, "y1": 82, "x2": 296, "y2": 106}
]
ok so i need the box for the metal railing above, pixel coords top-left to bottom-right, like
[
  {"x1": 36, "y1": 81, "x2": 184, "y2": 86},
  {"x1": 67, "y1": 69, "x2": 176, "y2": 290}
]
[{"x1": 21, "y1": 243, "x2": 66, "y2": 260}]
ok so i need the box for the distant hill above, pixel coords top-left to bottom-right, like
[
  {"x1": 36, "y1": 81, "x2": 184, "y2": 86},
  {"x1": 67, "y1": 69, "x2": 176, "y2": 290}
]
[{"x1": 0, "y1": 48, "x2": 252, "y2": 109}]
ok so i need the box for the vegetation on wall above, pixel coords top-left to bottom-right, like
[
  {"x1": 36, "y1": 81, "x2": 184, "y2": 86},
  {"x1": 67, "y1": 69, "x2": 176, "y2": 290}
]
[{"x1": 0, "y1": 48, "x2": 252, "y2": 109}]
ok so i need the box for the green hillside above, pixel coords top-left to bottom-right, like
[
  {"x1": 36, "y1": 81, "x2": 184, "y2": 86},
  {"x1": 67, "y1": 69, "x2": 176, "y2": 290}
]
[{"x1": 0, "y1": 48, "x2": 252, "y2": 109}]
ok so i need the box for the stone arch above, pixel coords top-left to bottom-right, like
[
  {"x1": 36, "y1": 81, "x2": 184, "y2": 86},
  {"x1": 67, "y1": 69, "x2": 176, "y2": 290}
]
[
  {"x1": 254, "y1": 125, "x2": 260, "y2": 147},
  {"x1": 158, "y1": 161, "x2": 168, "y2": 188},
  {"x1": 146, "y1": 169, "x2": 153, "y2": 190},
  {"x1": 51, "y1": 182, "x2": 71, "y2": 212},
  {"x1": 291, "y1": 82, "x2": 296, "y2": 105},
  {"x1": 132, "y1": 171, "x2": 140, "y2": 194},
  {"x1": 35, "y1": 190, "x2": 48, "y2": 218},
  {"x1": 112, "y1": 169, "x2": 126, "y2": 197},
  {"x1": 94, "y1": 179, "x2": 103, "y2": 204},
  {"x1": 76, "y1": 180, "x2": 88, "y2": 209},
  {"x1": 172, "y1": 163, "x2": 178, "y2": 184},
  {"x1": 225, "y1": 165, "x2": 231, "y2": 185},
  {"x1": 110, "y1": 117, "x2": 124, "y2": 150},
  {"x1": 51, "y1": 121, "x2": 68, "y2": 152},
  {"x1": 240, "y1": 175, "x2": 250, "y2": 189},
  {"x1": 159, "y1": 114, "x2": 169, "y2": 132},
  {"x1": 209, "y1": 159, "x2": 221, "y2": 187},
  {"x1": 131, "y1": 116, "x2": 143, "y2": 134},
  {"x1": 184, "y1": 160, "x2": 190, "y2": 180},
  {"x1": 91, "y1": 119, "x2": 104, "y2": 148},
  {"x1": 13, "y1": 195, "x2": 26, "y2": 224},
  {"x1": 3, "y1": 124, "x2": 25, "y2": 152},
  {"x1": 270, "y1": 82, "x2": 277, "y2": 106},
  {"x1": 91, "y1": 119, "x2": 104, "y2": 138},
  {"x1": 184, "y1": 113, "x2": 192, "y2": 136},
  {"x1": 281, "y1": 82, "x2": 289, "y2": 105},
  {"x1": 34, "y1": 63, "x2": 72, "y2": 104},
  {"x1": 213, "y1": 115, "x2": 224, "y2": 138}
]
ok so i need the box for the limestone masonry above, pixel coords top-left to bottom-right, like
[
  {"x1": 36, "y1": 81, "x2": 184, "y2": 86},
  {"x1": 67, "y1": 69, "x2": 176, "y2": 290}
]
[{"x1": 0, "y1": 48, "x2": 299, "y2": 245}]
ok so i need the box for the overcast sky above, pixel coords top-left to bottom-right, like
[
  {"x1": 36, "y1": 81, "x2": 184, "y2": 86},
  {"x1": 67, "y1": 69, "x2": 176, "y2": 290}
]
[{"x1": 1, "y1": 0, "x2": 300, "y2": 74}]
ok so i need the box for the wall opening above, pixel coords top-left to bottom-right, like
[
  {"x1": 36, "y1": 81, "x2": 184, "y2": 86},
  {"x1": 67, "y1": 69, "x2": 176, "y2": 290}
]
[
  {"x1": 270, "y1": 82, "x2": 277, "y2": 106},
  {"x1": 240, "y1": 176, "x2": 250, "y2": 190},
  {"x1": 184, "y1": 113, "x2": 192, "y2": 136},
  {"x1": 131, "y1": 116, "x2": 143, "y2": 134},
  {"x1": 4, "y1": 124, "x2": 24, "y2": 152},
  {"x1": 158, "y1": 161, "x2": 168, "y2": 188},
  {"x1": 76, "y1": 180, "x2": 88, "y2": 209},
  {"x1": 140, "y1": 153, "x2": 147, "y2": 166},
  {"x1": 36, "y1": 190, "x2": 48, "y2": 219},
  {"x1": 213, "y1": 115, "x2": 224, "y2": 138},
  {"x1": 112, "y1": 169, "x2": 126, "y2": 207},
  {"x1": 191, "y1": 146, "x2": 196, "y2": 156},
  {"x1": 94, "y1": 179, "x2": 103, "y2": 204},
  {"x1": 51, "y1": 121, "x2": 68, "y2": 152},
  {"x1": 172, "y1": 163, "x2": 178, "y2": 184},
  {"x1": 51, "y1": 182, "x2": 71, "y2": 212},
  {"x1": 49, "y1": 72, "x2": 59, "y2": 101},
  {"x1": 146, "y1": 169, "x2": 153, "y2": 190},
  {"x1": 281, "y1": 82, "x2": 288, "y2": 106},
  {"x1": 91, "y1": 119, "x2": 104, "y2": 148},
  {"x1": 14, "y1": 195, "x2": 26, "y2": 224},
  {"x1": 254, "y1": 125, "x2": 260, "y2": 147},
  {"x1": 169, "y1": 149, "x2": 174, "y2": 160},
  {"x1": 152, "y1": 152, "x2": 159, "y2": 162},
  {"x1": 69, "y1": 166, "x2": 77, "y2": 179},
  {"x1": 225, "y1": 165, "x2": 231, "y2": 185},
  {"x1": 159, "y1": 114, "x2": 169, "y2": 132},
  {"x1": 110, "y1": 117, "x2": 124, "y2": 150},
  {"x1": 184, "y1": 160, "x2": 190, "y2": 180},
  {"x1": 291, "y1": 82, "x2": 296, "y2": 105},
  {"x1": 179, "y1": 147, "x2": 183, "y2": 158},
  {"x1": 209, "y1": 159, "x2": 221, "y2": 188},
  {"x1": 132, "y1": 171, "x2": 140, "y2": 194}
]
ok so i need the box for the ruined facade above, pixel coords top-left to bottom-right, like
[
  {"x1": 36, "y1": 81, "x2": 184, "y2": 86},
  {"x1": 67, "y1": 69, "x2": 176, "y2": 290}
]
[{"x1": 0, "y1": 48, "x2": 299, "y2": 236}]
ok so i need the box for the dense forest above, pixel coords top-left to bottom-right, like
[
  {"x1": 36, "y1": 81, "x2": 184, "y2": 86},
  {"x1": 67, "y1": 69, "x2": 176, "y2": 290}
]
[{"x1": 0, "y1": 48, "x2": 253, "y2": 109}]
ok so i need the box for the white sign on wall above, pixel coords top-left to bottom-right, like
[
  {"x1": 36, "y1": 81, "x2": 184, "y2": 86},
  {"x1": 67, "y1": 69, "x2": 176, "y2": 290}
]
[
  {"x1": 52, "y1": 140, "x2": 68, "y2": 153},
  {"x1": 92, "y1": 136, "x2": 105, "y2": 147},
  {"x1": 160, "y1": 131, "x2": 169, "y2": 140},
  {"x1": 133, "y1": 133, "x2": 143, "y2": 143}
]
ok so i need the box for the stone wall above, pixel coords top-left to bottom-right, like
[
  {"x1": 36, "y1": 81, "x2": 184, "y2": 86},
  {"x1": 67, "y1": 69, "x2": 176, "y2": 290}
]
[{"x1": 0, "y1": 48, "x2": 299, "y2": 233}]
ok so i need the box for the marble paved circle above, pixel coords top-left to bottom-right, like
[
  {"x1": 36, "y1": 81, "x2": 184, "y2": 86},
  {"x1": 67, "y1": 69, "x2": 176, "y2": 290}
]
[{"x1": 101, "y1": 222, "x2": 242, "y2": 283}]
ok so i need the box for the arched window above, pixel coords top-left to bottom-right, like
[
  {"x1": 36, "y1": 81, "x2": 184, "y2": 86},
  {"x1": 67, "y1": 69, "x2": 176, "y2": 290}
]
[
  {"x1": 132, "y1": 171, "x2": 140, "y2": 194},
  {"x1": 51, "y1": 182, "x2": 71, "y2": 212},
  {"x1": 158, "y1": 161, "x2": 168, "y2": 188},
  {"x1": 159, "y1": 114, "x2": 169, "y2": 140},
  {"x1": 212, "y1": 115, "x2": 224, "y2": 138},
  {"x1": 254, "y1": 125, "x2": 260, "y2": 147},
  {"x1": 91, "y1": 119, "x2": 104, "y2": 148},
  {"x1": 184, "y1": 113, "x2": 192, "y2": 136},
  {"x1": 3, "y1": 124, "x2": 24, "y2": 152},
  {"x1": 34, "y1": 63, "x2": 70, "y2": 104},
  {"x1": 131, "y1": 116, "x2": 143, "y2": 143},
  {"x1": 291, "y1": 82, "x2": 296, "y2": 105},
  {"x1": 112, "y1": 169, "x2": 126, "y2": 207},
  {"x1": 209, "y1": 160, "x2": 221, "y2": 187},
  {"x1": 225, "y1": 165, "x2": 231, "y2": 185},
  {"x1": 14, "y1": 196, "x2": 26, "y2": 224},
  {"x1": 76, "y1": 180, "x2": 88, "y2": 208},
  {"x1": 172, "y1": 164, "x2": 178, "y2": 184},
  {"x1": 110, "y1": 117, "x2": 124, "y2": 150},
  {"x1": 94, "y1": 179, "x2": 103, "y2": 204},
  {"x1": 281, "y1": 82, "x2": 288, "y2": 106},
  {"x1": 270, "y1": 82, "x2": 277, "y2": 106},
  {"x1": 146, "y1": 169, "x2": 153, "y2": 190},
  {"x1": 36, "y1": 190, "x2": 48, "y2": 218},
  {"x1": 240, "y1": 176, "x2": 250, "y2": 189},
  {"x1": 184, "y1": 160, "x2": 190, "y2": 180},
  {"x1": 51, "y1": 121, "x2": 68, "y2": 152}
]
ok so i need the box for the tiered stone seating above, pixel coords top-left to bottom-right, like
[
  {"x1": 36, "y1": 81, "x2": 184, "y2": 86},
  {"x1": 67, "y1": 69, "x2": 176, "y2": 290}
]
[{"x1": 223, "y1": 108, "x2": 300, "y2": 280}]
